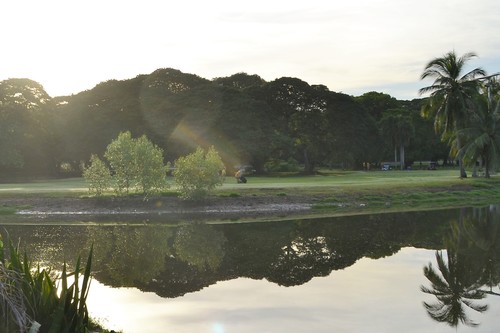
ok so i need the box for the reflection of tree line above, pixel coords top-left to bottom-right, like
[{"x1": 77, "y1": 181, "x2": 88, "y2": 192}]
[
  {"x1": 421, "y1": 206, "x2": 500, "y2": 329},
  {"x1": 2, "y1": 209, "x2": 457, "y2": 298}
]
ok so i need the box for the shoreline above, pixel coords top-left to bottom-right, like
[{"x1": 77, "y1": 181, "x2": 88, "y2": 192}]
[
  {"x1": 1, "y1": 194, "x2": 321, "y2": 224},
  {"x1": 2, "y1": 184, "x2": 499, "y2": 224}
]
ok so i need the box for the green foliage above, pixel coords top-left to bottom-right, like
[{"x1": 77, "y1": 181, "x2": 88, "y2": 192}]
[
  {"x1": 456, "y1": 81, "x2": 500, "y2": 178},
  {"x1": 0, "y1": 78, "x2": 54, "y2": 172},
  {"x1": 87, "y1": 226, "x2": 173, "y2": 286},
  {"x1": 0, "y1": 260, "x2": 30, "y2": 332},
  {"x1": 104, "y1": 131, "x2": 136, "y2": 195},
  {"x1": 264, "y1": 158, "x2": 300, "y2": 173},
  {"x1": 0, "y1": 236, "x2": 94, "y2": 333},
  {"x1": 3, "y1": 66, "x2": 496, "y2": 179},
  {"x1": 92, "y1": 131, "x2": 169, "y2": 197},
  {"x1": 173, "y1": 223, "x2": 227, "y2": 271},
  {"x1": 356, "y1": 91, "x2": 399, "y2": 121},
  {"x1": 83, "y1": 154, "x2": 112, "y2": 196},
  {"x1": 173, "y1": 146, "x2": 225, "y2": 200},
  {"x1": 419, "y1": 51, "x2": 487, "y2": 178},
  {"x1": 133, "y1": 135, "x2": 169, "y2": 196}
]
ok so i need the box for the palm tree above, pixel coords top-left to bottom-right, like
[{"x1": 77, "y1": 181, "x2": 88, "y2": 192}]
[
  {"x1": 419, "y1": 51, "x2": 486, "y2": 178},
  {"x1": 455, "y1": 79, "x2": 500, "y2": 178}
]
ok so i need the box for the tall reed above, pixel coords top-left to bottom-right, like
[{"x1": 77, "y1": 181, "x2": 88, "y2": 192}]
[
  {"x1": 1, "y1": 235, "x2": 94, "y2": 333},
  {"x1": 0, "y1": 263, "x2": 31, "y2": 332}
]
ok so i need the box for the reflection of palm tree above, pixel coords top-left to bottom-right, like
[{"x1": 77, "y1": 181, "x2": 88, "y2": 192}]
[
  {"x1": 464, "y1": 206, "x2": 500, "y2": 294},
  {"x1": 421, "y1": 250, "x2": 488, "y2": 327}
]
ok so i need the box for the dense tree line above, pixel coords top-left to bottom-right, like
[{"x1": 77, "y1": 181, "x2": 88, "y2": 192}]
[{"x1": 0, "y1": 68, "x2": 456, "y2": 178}]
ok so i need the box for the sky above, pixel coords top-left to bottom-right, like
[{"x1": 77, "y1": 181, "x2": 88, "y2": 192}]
[{"x1": 2, "y1": 0, "x2": 499, "y2": 100}]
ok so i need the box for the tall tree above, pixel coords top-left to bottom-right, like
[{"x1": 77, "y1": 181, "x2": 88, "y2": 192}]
[
  {"x1": 403, "y1": 99, "x2": 450, "y2": 165},
  {"x1": 324, "y1": 91, "x2": 380, "y2": 169},
  {"x1": 0, "y1": 79, "x2": 54, "y2": 175},
  {"x1": 355, "y1": 91, "x2": 399, "y2": 121},
  {"x1": 264, "y1": 78, "x2": 327, "y2": 174},
  {"x1": 379, "y1": 109, "x2": 415, "y2": 170},
  {"x1": 456, "y1": 77, "x2": 500, "y2": 177},
  {"x1": 419, "y1": 51, "x2": 486, "y2": 178}
]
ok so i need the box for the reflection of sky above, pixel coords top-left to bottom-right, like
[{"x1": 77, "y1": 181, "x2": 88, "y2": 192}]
[{"x1": 87, "y1": 248, "x2": 500, "y2": 333}]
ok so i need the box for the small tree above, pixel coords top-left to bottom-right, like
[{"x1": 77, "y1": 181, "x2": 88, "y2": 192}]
[
  {"x1": 133, "y1": 135, "x2": 169, "y2": 195},
  {"x1": 86, "y1": 132, "x2": 169, "y2": 197},
  {"x1": 173, "y1": 146, "x2": 225, "y2": 200},
  {"x1": 83, "y1": 154, "x2": 111, "y2": 196},
  {"x1": 104, "y1": 131, "x2": 136, "y2": 195}
]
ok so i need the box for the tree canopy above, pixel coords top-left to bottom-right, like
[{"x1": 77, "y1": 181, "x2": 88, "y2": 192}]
[{"x1": 0, "y1": 67, "x2": 465, "y2": 178}]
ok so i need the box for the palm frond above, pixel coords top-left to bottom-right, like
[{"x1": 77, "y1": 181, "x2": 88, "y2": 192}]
[{"x1": 461, "y1": 68, "x2": 487, "y2": 82}]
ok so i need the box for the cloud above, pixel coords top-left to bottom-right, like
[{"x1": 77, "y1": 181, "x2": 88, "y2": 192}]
[{"x1": 1, "y1": 0, "x2": 499, "y2": 100}]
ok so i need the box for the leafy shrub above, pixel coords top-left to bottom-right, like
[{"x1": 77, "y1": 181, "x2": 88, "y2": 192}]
[
  {"x1": 104, "y1": 131, "x2": 137, "y2": 195},
  {"x1": 86, "y1": 131, "x2": 169, "y2": 197},
  {"x1": 173, "y1": 146, "x2": 225, "y2": 199},
  {"x1": 133, "y1": 135, "x2": 170, "y2": 196},
  {"x1": 83, "y1": 154, "x2": 112, "y2": 196}
]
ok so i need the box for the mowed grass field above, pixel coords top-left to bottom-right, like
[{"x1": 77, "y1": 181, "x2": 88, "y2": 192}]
[
  {"x1": 0, "y1": 169, "x2": 470, "y2": 194},
  {"x1": 0, "y1": 169, "x2": 499, "y2": 216}
]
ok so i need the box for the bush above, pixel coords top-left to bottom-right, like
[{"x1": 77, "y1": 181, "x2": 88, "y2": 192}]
[
  {"x1": 173, "y1": 146, "x2": 225, "y2": 199},
  {"x1": 86, "y1": 131, "x2": 169, "y2": 197},
  {"x1": 104, "y1": 131, "x2": 137, "y2": 195},
  {"x1": 133, "y1": 135, "x2": 170, "y2": 196},
  {"x1": 83, "y1": 154, "x2": 112, "y2": 196}
]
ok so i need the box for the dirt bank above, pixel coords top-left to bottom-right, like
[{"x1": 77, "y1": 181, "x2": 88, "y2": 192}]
[{"x1": 2, "y1": 194, "x2": 325, "y2": 223}]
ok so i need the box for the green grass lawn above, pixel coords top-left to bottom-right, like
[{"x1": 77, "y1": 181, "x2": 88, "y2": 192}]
[
  {"x1": 0, "y1": 177, "x2": 88, "y2": 195},
  {"x1": 222, "y1": 169, "x2": 462, "y2": 189},
  {"x1": 0, "y1": 169, "x2": 494, "y2": 194},
  {"x1": 1, "y1": 170, "x2": 499, "y2": 216}
]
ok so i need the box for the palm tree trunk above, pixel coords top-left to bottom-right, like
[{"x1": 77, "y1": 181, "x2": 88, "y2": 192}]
[
  {"x1": 303, "y1": 149, "x2": 310, "y2": 174},
  {"x1": 456, "y1": 136, "x2": 467, "y2": 178},
  {"x1": 485, "y1": 156, "x2": 490, "y2": 178},
  {"x1": 303, "y1": 149, "x2": 314, "y2": 174},
  {"x1": 400, "y1": 143, "x2": 405, "y2": 170}
]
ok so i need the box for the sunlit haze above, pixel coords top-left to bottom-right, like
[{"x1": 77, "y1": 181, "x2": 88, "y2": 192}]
[{"x1": 2, "y1": 0, "x2": 499, "y2": 100}]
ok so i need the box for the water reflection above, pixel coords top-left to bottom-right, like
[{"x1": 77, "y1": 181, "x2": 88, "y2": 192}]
[
  {"x1": 88, "y1": 226, "x2": 173, "y2": 286},
  {"x1": 421, "y1": 206, "x2": 500, "y2": 328},
  {"x1": 174, "y1": 223, "x2": 227, "y2": 271},
  {"x1": 1, "y1": 207, "x2": 500, "y2": 332},
  {"x1": 0, "y1": 209, "x2": 457, "y2": 297}
]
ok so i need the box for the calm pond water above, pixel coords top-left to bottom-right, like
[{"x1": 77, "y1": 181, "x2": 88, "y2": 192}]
[{"x1": 1, "y1": 206, "x2": 500, "y2": 332}]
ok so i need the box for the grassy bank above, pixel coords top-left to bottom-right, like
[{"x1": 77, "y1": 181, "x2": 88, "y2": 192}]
[
  {"x1": 0, "y1": 169, "x2": 499, "y2": 217},
  {"x1": 218, "y1": 169, "x2": 500, "y2": 216}
]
